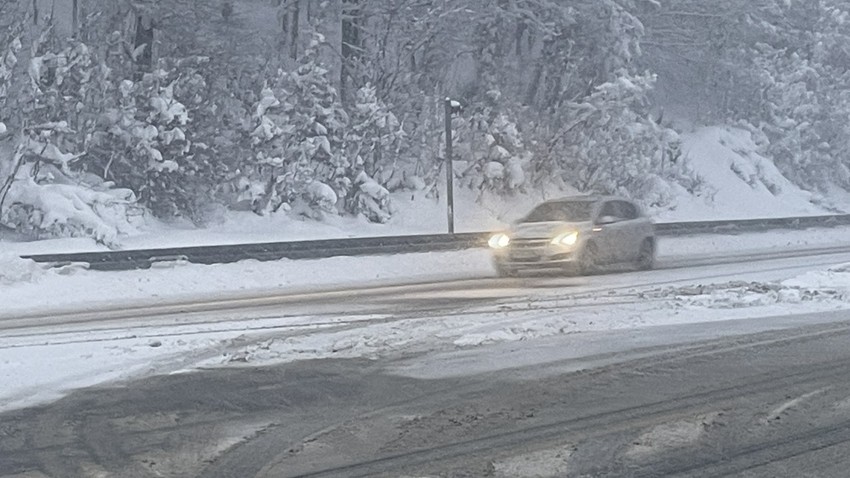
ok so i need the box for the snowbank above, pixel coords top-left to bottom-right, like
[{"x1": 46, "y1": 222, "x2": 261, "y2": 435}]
[
  {"x1": 645, "y1": 262, "x2": 850, "y2": 310},
  {"x1": 0, "y1": 249, "x2": 495, "y2": 316},
  {"x1": 0, "y1": 253, "x2": 43, "y2": 285},
  {"x1": 784, "y1": 263, "x2": 850, "y2": 291}
]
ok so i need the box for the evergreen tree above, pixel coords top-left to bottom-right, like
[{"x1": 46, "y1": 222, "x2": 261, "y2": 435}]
[
  {"x1": 343, "y1": 84, "x2": 403, "y2": 222},
  {"x1": 248, "y1": 32, "x2": 349, "y2": 219}
]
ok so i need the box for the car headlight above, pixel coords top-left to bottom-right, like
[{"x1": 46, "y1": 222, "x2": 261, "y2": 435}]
[
  {"x1": 551, "y1": 231, "x2": 579, "y2": 246},
  {"x1": 488, "y1": 233, "x2": 511, "y2": 249}
]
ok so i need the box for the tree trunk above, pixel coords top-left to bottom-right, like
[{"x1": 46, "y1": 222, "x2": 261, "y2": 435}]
[
  {"x1": 72, "y1": 0, "x2": 78, "y2": 37},
  {"x1": 290, "y1": 0, "x2": 300, "y2": 60},
  {"x1": 525, "y1": 63, "x2": 543, "y2": 106},
  {"x1": 133, "y1": 14, "x2": 155, "y2": 79},
  {"x1": 515, "y1": 21, "x2": 525, "y2": 57},
  {"x1": 341, "y1": 0, "x2": 362, "y2": 103}
]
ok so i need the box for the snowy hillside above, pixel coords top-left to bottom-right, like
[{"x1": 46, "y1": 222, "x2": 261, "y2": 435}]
[{"x1": 652, "y1": 126, "x2": 845, "y2": 221}]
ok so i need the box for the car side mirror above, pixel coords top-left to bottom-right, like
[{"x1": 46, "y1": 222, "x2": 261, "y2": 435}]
[{"x1": 596, "y1": 215, "x2": 619, "y2": 225}]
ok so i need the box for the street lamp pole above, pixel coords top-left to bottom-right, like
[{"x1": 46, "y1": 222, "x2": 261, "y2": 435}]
[{"x1": 444, "y1": 97, "x2": 455, "y2": 234}]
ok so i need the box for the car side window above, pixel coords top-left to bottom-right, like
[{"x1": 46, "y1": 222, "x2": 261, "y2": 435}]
[
  {"x1": 599, "y1": 201, "x2": 618, "y2": 220},
  {"x1": 617, "y1": 201, "x2": 639, "y2": 220}
]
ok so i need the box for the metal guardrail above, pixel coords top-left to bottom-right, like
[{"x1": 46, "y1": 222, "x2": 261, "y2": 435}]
[
  {"x1": 653, "y1": 214, "x2": 850, "y2": 235},
  {"x1": 21, "y1": 233, "x2": 489, "y2": 271},
  {"x1": 19, "y1": 214, "x2": 850, "y2": 271}
]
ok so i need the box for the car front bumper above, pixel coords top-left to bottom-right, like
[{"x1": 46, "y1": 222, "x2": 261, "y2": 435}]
[{"x1": 493, "y1": 248, "x2": 577, "y2": 270}]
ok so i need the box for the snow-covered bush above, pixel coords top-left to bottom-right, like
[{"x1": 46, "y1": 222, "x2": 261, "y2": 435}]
[
  {"x1": 343, "y1": 84, "x2": 403, "y2": 220},
  {"x1": 247, "y1": 32, "x2": 350, "y2": 217},
  {"x1": 3, "y1": 167, "x2": 136, "y2": 246},
  {"x1": 288, "y1": 180, "x2": 338, "y2": 220},
  {"x1": 0, "y1": 32, "x2": 139, "y2": 247},
  {"x1": 304, "y1": 180, "x2": 338, "y2": 215},
  {"x1": 87, "y1": 57, "x2": 222, "y2": 222},
  {"x1": 347, "y1": 170, "x2": 395, "y2": 223},
  {"x1": 1, "y1": 127, "x2": 139, "y2": 246}
]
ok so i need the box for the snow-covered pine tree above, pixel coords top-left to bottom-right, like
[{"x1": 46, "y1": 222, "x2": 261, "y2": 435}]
[
  {"x1": 343, "y1": 84, "x2": 403, "y2": 222},
  {"x1": 88, "y1": 69, "x2": 188, "y2": 219},
  {"x1": 86, "y1": 54, "x2": 230, "y2": 224},
  {"x1": 142, "y1": 56, "x2": 233, "y2": 224},
  {"x1": 248, "y1": 32, "x2": 350, "y2": 219}
]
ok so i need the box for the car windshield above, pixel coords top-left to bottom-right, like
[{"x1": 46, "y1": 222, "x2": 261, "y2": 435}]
[{"x1": 522, "y1": 201, "x2": 595, "y2": 223}]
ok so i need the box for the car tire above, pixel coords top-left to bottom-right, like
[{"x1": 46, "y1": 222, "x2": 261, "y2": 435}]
[
  {"x1": 578, "y1": 241, "x2": 599, "y2": 276},
  {"x1": 636, "y1": 238, "x2": 655, "y2": 271}
]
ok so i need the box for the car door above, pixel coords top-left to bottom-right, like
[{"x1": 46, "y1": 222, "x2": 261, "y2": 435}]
[
  {"x1": 604, "y1": 201, "x2": 639, "y2": 262},
  {"x1": 612, "y1": 200, "x2": 642, "y2": 262},
  {"x1": 592, "y1": 201, "x2": 624, "y2": 264}
]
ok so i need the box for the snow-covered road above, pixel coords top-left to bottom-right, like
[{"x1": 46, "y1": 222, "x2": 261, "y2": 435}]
[{"x1": 6, "y1": 229, "x2": 850, "y2": 412}]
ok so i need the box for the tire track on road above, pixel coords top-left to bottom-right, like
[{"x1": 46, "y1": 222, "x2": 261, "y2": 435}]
[{"x1": 204, "y1": 321, "x2": 850, "y2": 478}]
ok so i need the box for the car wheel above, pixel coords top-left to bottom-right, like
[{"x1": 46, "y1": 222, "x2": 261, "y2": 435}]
[
  {"x1": 578, "y1": 242, "x2": 599, "y2": 275},
  {"x1": 636, "y1": 238, "x2": 655, "y2": 271}
]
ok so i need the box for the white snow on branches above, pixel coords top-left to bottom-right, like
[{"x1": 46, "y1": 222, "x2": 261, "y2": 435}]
[
  {"x1": 7, "y1": 171, "x2": 137, "y2": 248},
  {"x1": 306, "y1": 181, "x2": 338, "y2": 210},
  {"x1": 150, "y1": 84, "x2": 189, "y2": 125}
]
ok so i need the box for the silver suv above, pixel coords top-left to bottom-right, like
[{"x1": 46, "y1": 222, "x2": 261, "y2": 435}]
[{"x1": 489, "y1": 196, "x2": 655, "y2": 276}]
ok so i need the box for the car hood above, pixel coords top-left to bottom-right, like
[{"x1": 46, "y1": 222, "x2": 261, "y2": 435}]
[{"x1": 510, "y1": 221, "x2": 592, "y2": 239}]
